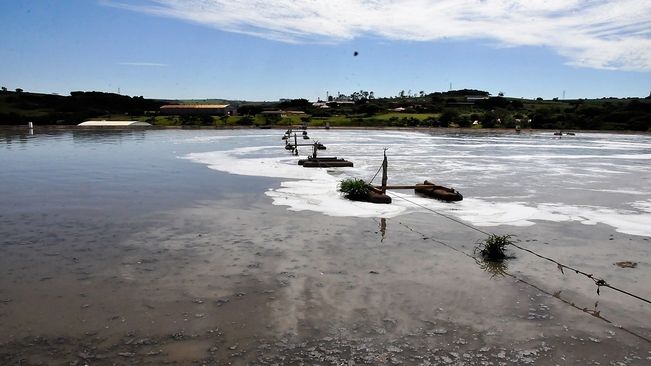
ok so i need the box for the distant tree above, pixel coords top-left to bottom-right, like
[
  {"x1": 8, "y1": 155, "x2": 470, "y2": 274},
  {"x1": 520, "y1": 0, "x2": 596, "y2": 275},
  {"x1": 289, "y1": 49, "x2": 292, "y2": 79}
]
[
  {"x1": 16, "y1": 88, "x2": 23, "y2": 93},
  {"x1": 398, "y1": 90, "x2": 405, "y2": 98},
  {"x1": 578, "y1": 105, "x2": 604, "y2": 118},
  {"x1": 219, "y1": 115, "x2": 229, "y2": 124},
  {"x1": 457, "y1": 115, "x2": 472, "y2": 128},
  {"x1": 358, "y1": 103, "x2": 380, "y2": 117},
  {"x1": 199, "y1": 115, "x2": 214, "y2": 125},
  {"x1": 439, "y1": 108, "x2": 460, "y2": 126},
  {"x1": 536, "y1": 97, "x2": 543, "y2": 101},
  {"x1": 510, "y1": 99, "x2": 524, "y2": 109},
  {"x1": 627, "y1": 115, "x2": 651, "y2": 131},
  {"x1": 263, "y1": 113, "x2": 282, "y2": 125},
  {"x1": 238, "y1": 104, "x2": 264, "y2": 116},
  {"x1": 419, "y1": 91, "x2": 425, "y2": 98},
  {"x1": 178, "y1": 115, "x2": 196, "y2": 125},
  {"x1": 1, "y1": 87, "x2": 7, "y2": 92},
  {"x1": 236, "y1": 116, "x2": 254, "y2": 125},
  {"x1": 279, "y1": 98, "x2": 311, "y2": 109},
  {"x1": 477, "y1": 97, "x2": 509, "y2": 110},
  {"x1": 422, "y1": 116, "x2": 439, "y2": 127},
  {"x1": 498, "y1": 91, "x2": 504, "y2": 97},
  {"x1": 431, "y1": 94, "x2": 443, "y2": 103}
]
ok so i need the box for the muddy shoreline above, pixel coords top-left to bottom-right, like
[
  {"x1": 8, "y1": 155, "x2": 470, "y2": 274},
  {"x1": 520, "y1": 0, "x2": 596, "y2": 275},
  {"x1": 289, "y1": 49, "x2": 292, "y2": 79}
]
[{"x1": 2, "y1": 191, "x2": 650, "y2": 365}]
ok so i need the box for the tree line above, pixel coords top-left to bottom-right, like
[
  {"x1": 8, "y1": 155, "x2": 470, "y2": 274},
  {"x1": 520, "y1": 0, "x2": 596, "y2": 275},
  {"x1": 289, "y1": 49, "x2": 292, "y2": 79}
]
[
  {"x1": 0, "y1": 90, "x2": 167, "y2": 125},
  {"x1": 1, "y1": 88, "x2": 650, "y2": 132},
  {"x1": 251, "y1": 90, "x2": 651, "y2": 131}
]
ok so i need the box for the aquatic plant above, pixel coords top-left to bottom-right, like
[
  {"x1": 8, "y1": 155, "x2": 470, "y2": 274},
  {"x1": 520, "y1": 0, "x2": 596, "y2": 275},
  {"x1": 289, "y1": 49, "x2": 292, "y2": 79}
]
[
  {"x1": 477, "y1": 259, "x2": 508, "y2": 279},
  {"x1": 474, "y1": 234, "x2": 514, "y2": 261},
  {"x1": 339, "y1": 178, "x2": 371, "y2": 199}
]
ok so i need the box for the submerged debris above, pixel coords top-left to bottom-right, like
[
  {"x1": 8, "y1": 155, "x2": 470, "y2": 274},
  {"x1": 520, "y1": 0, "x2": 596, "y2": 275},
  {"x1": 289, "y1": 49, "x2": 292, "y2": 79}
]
[{"x1": 615, "y1": 261, "x2": 637, "y2": 268}]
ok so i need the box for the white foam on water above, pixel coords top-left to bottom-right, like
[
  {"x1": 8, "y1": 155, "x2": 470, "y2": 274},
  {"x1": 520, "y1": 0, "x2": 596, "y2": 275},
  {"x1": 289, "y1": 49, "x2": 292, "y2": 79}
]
[
  {"x1": 266, "y1": 180, "x2": 408, "y2": 218},
  {"x1": 182, "y1": 131, "x2": 651, "y2": 237},
  {"x1": 631, "y1": 200, "x2": 651, "y2": 213},
  {"x1": 185, "y1": 148, "x2": 330, "y2": 180}
]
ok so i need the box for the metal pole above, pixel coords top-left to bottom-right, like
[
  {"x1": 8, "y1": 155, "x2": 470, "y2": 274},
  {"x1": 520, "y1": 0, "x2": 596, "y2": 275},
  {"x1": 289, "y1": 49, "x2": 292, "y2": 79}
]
[{"x1": 381, "y1": 149, "x2": 388, "y2": 194}]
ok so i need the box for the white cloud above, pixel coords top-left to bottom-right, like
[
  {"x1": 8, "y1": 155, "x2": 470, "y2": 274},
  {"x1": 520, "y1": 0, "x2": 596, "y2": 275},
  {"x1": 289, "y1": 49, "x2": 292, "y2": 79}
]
[{"x1": 107, "y1": 0, "x2": 651, "y2": 71}]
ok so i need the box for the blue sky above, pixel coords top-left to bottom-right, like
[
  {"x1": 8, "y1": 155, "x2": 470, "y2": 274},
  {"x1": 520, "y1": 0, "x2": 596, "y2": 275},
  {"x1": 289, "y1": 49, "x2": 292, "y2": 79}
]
[{"x1": 2, "y1": 0, "x2": 650, "y2": 101}]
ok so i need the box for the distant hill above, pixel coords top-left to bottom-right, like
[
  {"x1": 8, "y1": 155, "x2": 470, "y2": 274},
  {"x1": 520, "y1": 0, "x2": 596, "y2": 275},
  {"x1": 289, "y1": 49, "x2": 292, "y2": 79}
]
[
  {"x1": 1, "y1": 89, "x2": 650, "y2": 131},
  {"x1": 0, "y1": 90, "x2": 167, "y2": 125}
]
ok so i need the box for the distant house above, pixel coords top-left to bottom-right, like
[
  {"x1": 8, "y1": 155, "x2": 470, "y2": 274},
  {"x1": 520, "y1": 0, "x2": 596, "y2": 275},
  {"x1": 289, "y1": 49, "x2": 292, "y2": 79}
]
[
  {"x1": 259, "y1": 110, "x2": 287, "y2": 118},
  {"x1": 160, "y1": 104, "x2": 237, "y2": 116}
]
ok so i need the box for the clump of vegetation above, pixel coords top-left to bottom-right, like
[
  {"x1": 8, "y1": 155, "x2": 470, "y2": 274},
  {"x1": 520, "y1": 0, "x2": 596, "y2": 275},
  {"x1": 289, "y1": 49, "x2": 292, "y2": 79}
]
[
  {"x1": 339, "y1": 178, "x2": 371, "y2": 200},
  {"x1": 477, "y1": 259, "x2": 508, "y2": 278},
  {"x1": 474, "y1": 234, "x2": 515, "y2": 261}
]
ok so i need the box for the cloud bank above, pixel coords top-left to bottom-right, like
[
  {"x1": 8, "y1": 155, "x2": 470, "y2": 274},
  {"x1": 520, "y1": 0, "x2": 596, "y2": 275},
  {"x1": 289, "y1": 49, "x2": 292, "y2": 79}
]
[{"x1": 109, "y1": 0, "x2": 651, "y2": 71}]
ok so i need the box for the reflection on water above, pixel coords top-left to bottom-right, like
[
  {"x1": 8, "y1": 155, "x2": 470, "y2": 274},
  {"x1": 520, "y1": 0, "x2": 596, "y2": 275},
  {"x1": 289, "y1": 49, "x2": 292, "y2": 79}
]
[
  {"x1": 71, "y1": 129, "x2": 148, "y2": 145},
  {"x1": 1, "y1": 129, "x2": 149, "y2": 150},
  {"x1": 476, "y1": 259, "x2": 508, "y2": 279}
]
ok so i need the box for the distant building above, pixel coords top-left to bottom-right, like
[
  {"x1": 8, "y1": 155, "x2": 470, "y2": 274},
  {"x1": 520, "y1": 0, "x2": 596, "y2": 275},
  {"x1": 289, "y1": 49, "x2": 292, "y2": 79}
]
[
  {"x1": 259, "y1": 110, "x2": 287, "y2": 118},
  {"x1": 160, "y1": 104, "x2": 237, "y2": 116},
  {"x1": 257, "y1": 110, "x2": 307, "y2": 118}
]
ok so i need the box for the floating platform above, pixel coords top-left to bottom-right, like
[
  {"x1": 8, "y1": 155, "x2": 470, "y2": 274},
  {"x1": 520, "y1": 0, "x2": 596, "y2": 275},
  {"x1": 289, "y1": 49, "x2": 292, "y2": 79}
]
[
  {"x1": 414, "y1": 181, "x2": 463, "y2": 201},
  {"x1": 344, "y1": 187, "x2": 391, "y2": 204},
  {"x1": 300, "y1": 157, "x2": 353, "y2": 168},
  {"x1": 368, "y1": 187, "x2": 392, "y2": 204}
]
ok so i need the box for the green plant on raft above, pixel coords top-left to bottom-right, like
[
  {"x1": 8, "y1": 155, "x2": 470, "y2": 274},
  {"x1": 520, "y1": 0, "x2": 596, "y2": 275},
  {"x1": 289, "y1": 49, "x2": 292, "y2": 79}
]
[
  {"x1": 474, "y1": 234, "x2": 515, "y2": 261},
  {"x1": 338, "y1": 178, "x2": 371, "y2": 199}
]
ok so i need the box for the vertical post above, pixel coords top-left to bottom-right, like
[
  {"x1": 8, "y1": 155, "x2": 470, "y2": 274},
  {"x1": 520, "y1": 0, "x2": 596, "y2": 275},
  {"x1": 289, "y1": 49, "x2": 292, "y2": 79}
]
[
  {"x1": 294, "y1": 132, "x2": 298, "y2": 155},
  {"x1": 381, "y1": 149, "x2": 388, "y2": 194}
]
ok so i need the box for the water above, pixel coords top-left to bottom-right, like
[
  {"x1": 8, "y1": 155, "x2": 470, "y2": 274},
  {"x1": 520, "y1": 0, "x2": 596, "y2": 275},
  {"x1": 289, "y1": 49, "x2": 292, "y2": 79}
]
[
  {"x1": 1, "y1": 128, "x2": 650, "y2": 364},
  {"x1": 185, "y1": 129, "x2": 651, "y2": 235},
  {"x1": 1, "y1": 129, "x2": 281, "y2": 217}
]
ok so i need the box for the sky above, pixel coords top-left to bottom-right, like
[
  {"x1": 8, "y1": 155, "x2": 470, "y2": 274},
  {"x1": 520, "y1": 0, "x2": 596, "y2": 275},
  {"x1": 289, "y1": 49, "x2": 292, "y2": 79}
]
[{"x1": 1, "y1": 0, "x2": 651, "y2": 101}]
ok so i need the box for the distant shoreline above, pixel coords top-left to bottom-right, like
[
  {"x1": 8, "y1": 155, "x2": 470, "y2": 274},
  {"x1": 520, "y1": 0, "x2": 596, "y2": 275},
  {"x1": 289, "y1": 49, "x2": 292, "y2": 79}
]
[{"x1": 1, "y1": 124, "x2": 649, "y2": 135}]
